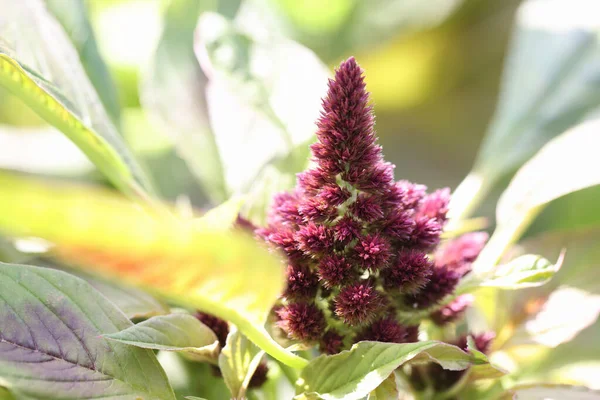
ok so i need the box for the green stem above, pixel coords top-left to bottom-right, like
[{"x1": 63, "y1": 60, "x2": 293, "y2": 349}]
[{"x1": 434, "y1": 369, "x2": 471, "y2": 400}]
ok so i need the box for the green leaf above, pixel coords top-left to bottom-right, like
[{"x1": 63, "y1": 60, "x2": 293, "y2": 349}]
[
  {"x1": 506, "y1": 286, "x2": 600, "y2": 349},
  {"x1": 195, "y1": 12, "x2": 329, "y2": 194},
  {"x1": 141, "y1": 0, "x2": 227, "y2": 203},
  {"x1": 0, "y1": 262, "x2": 175, "y2": 399},
  {"x1": 507, "y1": 384, "x2": 600, "y2": 399},
  {"x1": 0, "y1": 387, "x2": 15, "y2": 400},
  {"x1": 473, "y1": 118, "x2": 600, "y2": 273},
  {"x1": 467, "y1": 254, "x2": 562, "y2": 291},
  {"x1": 46, "y1": 261, "x2": 170, "y2": 320},
  {"x1": 366, "y1": 373, "x2": 399, "y2": 400},
  {"x1": 0, "y1": 0, "x2": 153, "y2": 197},
  {"x1": 46, "y1": 0, "x2": 121, "y2": 125},
  {"x1": 449, "y1": 0, "x2": 600, "y2": 222},
  {"x1": 105, "y1": 313, "x2": 220, "y2": 363},
  {"x1": 0, "y1": 172, "x2": 306, "y2": 369},
  {"x1": 219, "y1": 329, "x2": 264, "y2": 400},
  {"x1": 295, "y1": 341, "x2": 500, "y2": 400}
]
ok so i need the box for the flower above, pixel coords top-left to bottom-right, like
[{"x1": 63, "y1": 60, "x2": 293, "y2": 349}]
[
  {"x1": 382, "y1": 249, "x2": 432, "y2": 294},
  {"x1": 356, "y1": 317, "x2": 408, "y2": 343},
  {"x1": 248, "y1": 362, "x2": 269, "y2": 389},
  {"x1": 257, "y1": 57, "x2": 489, "y2": 354},
  {"x1": 195, "y1": 312, "x2": 229, "y2": 348},
  {"x1": 335, "y1": 282, "x2": 385, "y2": 326},
  {"x1": 276, "y1": 302, "x2": 325, "y2": 342},
  {"x1": 431, "y1": 294, "x2": 474, "y2": 325}
]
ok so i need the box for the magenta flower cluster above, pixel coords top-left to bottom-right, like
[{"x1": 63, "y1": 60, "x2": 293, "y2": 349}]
[{"x1": 258, "y1": 57, "x2": 489, "y2": 354}]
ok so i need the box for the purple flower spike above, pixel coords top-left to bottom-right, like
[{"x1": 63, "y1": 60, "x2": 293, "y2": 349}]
[
  {"x1": 356, "y1": 317, "x2": 408, "y2": 344},
  {"x1": 256, "y1": 57, "x2": 494, "y2": 355},
  {"x1": 335, "y1": 282, "x2": 385, "y2": 326},
  {"x1": 320, "y1": 330, "x2": 345, "y2": 354},
  {"x1": 405, "y1": 266, "x2": 461, "y2": 309},
  {"x1": 276, "y1": 302, "x2": 326, "y2": 342},
  {"x1": 430, "y1": 294, "x2": 474, "y2": 325},
  {"x1": 382, "y1": 250, "x2": 432, "y2": 294},
  {"x1": 435, "y1": 232, "x2": 489, "y2": 276},
  {"x1": 354, "y1": 234, "x2": 391, "y2": 271},
  {"x1": 284, "y1": 264, "x2": 319, "y2": 300}
]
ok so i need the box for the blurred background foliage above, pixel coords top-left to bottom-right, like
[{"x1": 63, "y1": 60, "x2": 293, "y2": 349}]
[{"x1": 2, "y1": 0, "x2": 600, "y2": 394}]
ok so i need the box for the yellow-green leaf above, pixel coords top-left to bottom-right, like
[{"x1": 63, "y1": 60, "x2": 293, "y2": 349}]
[
  {"x1": 0, "y1": 0, "x2": 152, "y2": 197},
  {"x1": 0, "y1": 172, "x2": 306, "y2": 369}
]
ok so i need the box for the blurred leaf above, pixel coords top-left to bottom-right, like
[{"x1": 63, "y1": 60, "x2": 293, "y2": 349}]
[
  {"x1": 195, "y1": 12, "x2": 329, "y2": 194},
  {"x1": 507, "y1": 384, "x2": 600, "y2": 399},
  {"x1": 105, "y1": 313, "x2": 220, "y2": 363},
  {"x1": 496, "y1": 118, "x2": 600, "y2": 224},
  {"x1": 0, "y1": 172, "x2": 306, "y2": 368},
  {"x1": 0, "y1": 0, "x2": 153, "y2": 197},
  {"x1": 366, "y1": 373, "x2": 399, "y2": 400},
  {"x1": 193, "y1": 195, "x2": 244, "y2": 231},
  {"x1": 295, "y1": 341, "x2": 500, "y2": 400},
  {"x1": 46, "y1": 0, "x2": 121, "y2": 125},
  {"x1": 0, "y1": 387, "x2": 14, "y2": 400},
  {"x1": 158, "y1": 351, "x2": 231, "y2": 399},
  {"x1": 473, "y1": 118, "x2": 600, "y2": 272},
  {"x1": 480, "y1": 254, "x2": 561, "y2": 290},
  {"x1": 141, "y1": 0, "x2": 227, "y2": 204},
  {"x1": 219, "y1": 329, "x2": 264, "y2": 400},
  {"x1": 450, "y1": 0, "x2": 600, "y2": 222},
  {"x1": 0, "y1": 262, "x2": 175, "y2": 399},
  {"x1": 266, "y1": 0, "x2": 463, "y2": 62},
  {"x1": 0, "y1": 125, "x2": 92, "y2": 175},
  {"x1": 506, "y1": 287, "x2": 600, "y2": 348},
  {"x1": 58, "y1": 265, "x2": 170, "y2": 319}
]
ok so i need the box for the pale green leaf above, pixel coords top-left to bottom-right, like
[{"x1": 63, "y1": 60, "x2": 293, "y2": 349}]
[
  {"x1": 497, "y1": 118, "x2": 600, "y2": 224},
  {"x1": 295, "y1": 341, "x2": 500, "y2": 400},
  {"x1": 195, "y1": 12, "x2": 329, "y2": 193},
  {"x1": 219, "y1": 329, "x2": 265, "y2": 400},
  {"x1": 509, "y1": 384, "x2": 600, "y2": 399},
  {"x1": 141, "y1": 0, "x2": 227, "y2": 203},
  {"x1": 473, "y1": 118, "x2": 600, "y2": 273},
  {"x1": 506, "y1": 286, "x2": 600, "y2": 348},
  {"x1": 46, "y1": 0, "x2": 121, "y2": 125},
  {"x1": 0, "y1": 0, "x2": 153, "y2": 197},
  {"x1": 105, "y1": 313, "x2": 220, "y2": 363},
  {"x1": 0, "y1": 172, "x2": 305, "y2": 368},
  {"x1": 449, "y1": 0, "x2": 600, "y2": 222},
  {"x1": 481, "y1": 254, "x2": 562, "y2": 290},
  {"x1": 0, "y1": 262, "x2": 175, "y2": 399},
  {"x1": 366, "y1": 373, "x2": 399, "y2": 400}
]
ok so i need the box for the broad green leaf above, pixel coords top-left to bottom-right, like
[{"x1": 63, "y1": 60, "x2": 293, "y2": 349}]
[
  {"x1": 449, "y1": 0, "x2": 600, "y2": 223},
  {"x1": 507, "y1": 384, "x2": 600, "y2": 399},
  {"x1": 0, "y1": 0, "x2": 153, "y2": 197},
  {"x1": 141, "y1": 0, "x2": 227, "y2": 203},
  {"x1": 473, "y1": 118, "x2": 600, "y2": 272},
  {"x1": 0, "y1": 172, "x2": 306, "y2": 368},
  {"x1": 295, "y1": 341, "x2": 501, "y2": 400},
  {"x1": 195, "y1": 12, "x2": 329, "y2": 193},
  {"x1": 219, "y1": 329, "x2": 264, "y2": 400},
  {"x1": 46, "y1": 0, "x2": 121, "y2": 125},
  {"x1": 0, "y1": 262, "x2": 175, "y2": 399},
  {"x1": 105, "y1": 313, "x2": 220, "y2": 363}
]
